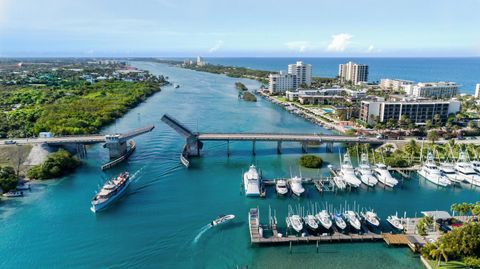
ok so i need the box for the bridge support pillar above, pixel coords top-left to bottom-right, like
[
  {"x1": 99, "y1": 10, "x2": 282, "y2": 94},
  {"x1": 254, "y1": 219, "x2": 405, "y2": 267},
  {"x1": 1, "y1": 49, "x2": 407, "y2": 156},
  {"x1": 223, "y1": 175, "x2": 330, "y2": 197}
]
[
  {"x1": 277, "y1": 141, "x2": 282, "y2": 154},
  {"x1": 186, "y1": 136, "x2": 201, "y2": 156},
  {"x1": 227, "y1": 140, "x2": 230, "y2": 157},
  {"x1": 325, "y1": 142, "x2": 333, "y2": 153},
  {"x1": 252, "y1": 140, "x2": 256, "y2": 156},
  {"x1": 301, "y1": 142, "x2": 308, "y2": 153},
  {"x1": 105, "y1": 141, "x2": 127, "y2": 159}
]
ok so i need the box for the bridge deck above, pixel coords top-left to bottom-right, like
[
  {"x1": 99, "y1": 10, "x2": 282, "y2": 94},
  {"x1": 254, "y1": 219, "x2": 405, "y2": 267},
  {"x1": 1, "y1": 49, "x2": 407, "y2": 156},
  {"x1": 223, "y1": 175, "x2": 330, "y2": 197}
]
[{"x1": 197, "y1": 133, "x2": 384, "y2": 144}]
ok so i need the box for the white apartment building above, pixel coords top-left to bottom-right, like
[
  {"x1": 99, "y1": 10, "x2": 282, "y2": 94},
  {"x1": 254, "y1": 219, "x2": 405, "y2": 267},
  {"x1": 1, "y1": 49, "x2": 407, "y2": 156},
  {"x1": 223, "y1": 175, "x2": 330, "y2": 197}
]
[
  {"x1": 197, "y1": 56, "x2": 206, "y2": 66},
  {"x1": 404, "y1": 82, "x2": 459, "y2": 99},
  {"x1": 288, "y1": 61, "x2": 312, "y2": 87},
  {"x1": 268, "y1": 71, "x2": 296, "y2": 94},
  {"x1": 475, "y1": 84, "x2": 480, "y2": 98},
  {"x1": 338, "y1": 61, "x2": 368, "y2": 85},
  {"x1": 380, "y1": 79, "x2": 414, "y2": 91}
]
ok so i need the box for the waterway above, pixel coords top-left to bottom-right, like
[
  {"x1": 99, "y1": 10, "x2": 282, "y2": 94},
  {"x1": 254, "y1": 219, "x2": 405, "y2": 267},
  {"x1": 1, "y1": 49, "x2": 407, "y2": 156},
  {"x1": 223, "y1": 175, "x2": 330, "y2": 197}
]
[{"x1": 0, "y1": 61, "x2": 479, "y2": 268}]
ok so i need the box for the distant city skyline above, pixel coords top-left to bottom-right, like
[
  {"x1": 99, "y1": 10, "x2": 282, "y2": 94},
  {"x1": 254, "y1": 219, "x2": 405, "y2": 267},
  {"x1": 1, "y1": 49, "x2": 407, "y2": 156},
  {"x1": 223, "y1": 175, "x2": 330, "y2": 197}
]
[{"x1": 0, "y1": 0, "x2": 479, "y2": 57}]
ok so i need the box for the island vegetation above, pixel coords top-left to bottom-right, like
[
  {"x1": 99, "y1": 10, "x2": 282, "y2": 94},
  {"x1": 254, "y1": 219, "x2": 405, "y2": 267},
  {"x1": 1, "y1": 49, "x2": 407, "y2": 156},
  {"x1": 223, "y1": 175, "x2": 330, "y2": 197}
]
[
  {"x1": 235, "y1": 82, "x2": 248, "y2": 91},
  {"x1": 299, "y1": 154, "x2": 323, "y2": 168},
  {"x1": 241, "y1": 91, "x2": 257, "y2": 102},
  {"x1": 27, "y1": 149, "x2": 81, "y2": 180},
  {"x1": 0, "y1": 166, "x2": 18, "y2": 193}
]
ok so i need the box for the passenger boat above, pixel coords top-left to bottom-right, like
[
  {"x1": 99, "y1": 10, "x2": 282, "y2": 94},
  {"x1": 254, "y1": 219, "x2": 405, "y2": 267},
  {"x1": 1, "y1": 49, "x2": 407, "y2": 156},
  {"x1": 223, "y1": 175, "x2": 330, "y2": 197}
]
[
  {"x1": 439, "y1": 162, "x2": 464, "y2": 184},
  {"x1": 386, "y1": 215, "x2": 404, "y2": 231},
  {"x1": 303, "y1": 215, "x2": 319, "y2": 232},
  {"x1": 373, "y1": 164, "x2": 398, "y2": 188},
  {"x1": 211, "y1": 214, "x2": 235, "y2": 226},
  {"x1": 361, "y1": 211, "x2": 380, "y2": 227},
  {"x1": 286, "y1": 214, "x2": 303, "y2": 233},
  {"x1": 315, "y1": 210, "x2": 333, "y2": 230},
  {"x1": 338, "y1": 153, "x2": 362, "y2": 188},
  {"x1": 275, "y1": 179, "x2": 288, "y2": 195},
  {"x1": 454, "y1": 151, "x2": 480, "y2": 186},
  {"x1": 243, "y1": 165, "x2": 260, "y2": 196},
  {"x1": 343, "y1": 211, "x2": 361, "y2": 230},
  {"x1": 418, "y1": 152, "x2": 452, "y2": 187},
  {"x1": 332, "y1": 213, "x2": 347, "y2": 230},
  {"x1": 288, "y1": 176, "x2": 305, "y2": 196},
  {"x1": 355, "y1": 153, "x2": 378, "y2": 187},
  {"x1": 2, "y1": 191, "x2": 23, "y2": 197},
  {"x1": 91, "y1": 172, "x2": 130, "y2": 213}
]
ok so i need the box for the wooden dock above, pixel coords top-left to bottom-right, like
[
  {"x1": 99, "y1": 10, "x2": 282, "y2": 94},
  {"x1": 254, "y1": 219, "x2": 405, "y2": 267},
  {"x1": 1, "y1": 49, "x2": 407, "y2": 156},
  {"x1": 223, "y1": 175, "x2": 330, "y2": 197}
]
[{"x1": 251, "y1": 231, "x2": 384, "y2": 245}]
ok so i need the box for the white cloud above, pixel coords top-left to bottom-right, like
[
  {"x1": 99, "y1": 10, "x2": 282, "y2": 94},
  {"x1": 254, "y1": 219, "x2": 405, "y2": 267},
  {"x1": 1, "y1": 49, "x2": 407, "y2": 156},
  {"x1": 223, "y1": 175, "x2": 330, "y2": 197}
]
[
  {"x1": 208, "y1": 40, "x2": 224, "y2": 53},
  {"x1": 366, "y1": 44, "x2": 381, "y2": 54},
  {"x1": 326, "y1": 33, "x2": 353, "y2": 52},
  {"x1": 285, "y1": 41, "x2": 311, "y2": 53}
]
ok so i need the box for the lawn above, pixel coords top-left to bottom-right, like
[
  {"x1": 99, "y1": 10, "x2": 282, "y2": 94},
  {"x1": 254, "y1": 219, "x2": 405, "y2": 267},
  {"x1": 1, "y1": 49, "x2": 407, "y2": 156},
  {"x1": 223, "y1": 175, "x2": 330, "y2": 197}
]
[{"x1": 427, "y1": 259, "x2": 467, "y2": 269}]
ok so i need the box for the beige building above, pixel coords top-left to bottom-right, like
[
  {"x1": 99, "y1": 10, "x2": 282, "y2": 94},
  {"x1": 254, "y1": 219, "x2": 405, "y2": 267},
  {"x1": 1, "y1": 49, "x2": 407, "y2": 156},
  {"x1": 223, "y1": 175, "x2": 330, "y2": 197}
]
[
  {"x1": 380, "y1": 79, "x2": 414, "y2": 91},
  {"x1": 338, "y1": 61, "x2": 368, "y2": 85}
]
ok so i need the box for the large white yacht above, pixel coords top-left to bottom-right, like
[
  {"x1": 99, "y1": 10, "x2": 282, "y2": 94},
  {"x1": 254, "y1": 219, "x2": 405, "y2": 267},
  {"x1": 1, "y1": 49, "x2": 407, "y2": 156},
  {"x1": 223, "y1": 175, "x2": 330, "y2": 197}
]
[
  {"x1": 343, "y1": 211, "x2": 361, "y2": 231},
  {"x1": 373, "y1": 163, "x2": 398, "y2": 188},
  {"x1": 289, "y1": 176, "x2": 305, "y2": 196},
  {"x1": 286, "y1": 214, "x2": 303, "y2": 233},
  {"x1": 439, "y1": 162, "x2": 464, "y2": 184},
  {"x1": 315, "y1": 210, "x2": 333, "y2": 230},
  {"x1": 418, "y1": 152, "x2": 452, "y2": 187},
  {"x1": 91, "y1": 172, "x2": 130, "y2": 213},
  {"x1": 338, "y1": 153, "x2": 362, "y2": 188},
  {"x1": 275, "y1": 179, "x2": 288, "y2": 195},
  {"x1": 243, "y1": 165, "x2": 260, "y2": 196},
  {"x1": 454, "y1": 151, "x2": 480, "y2": 186},
  {"x1": 355, "y1": 153, "x2": 378, "y2": 187}
]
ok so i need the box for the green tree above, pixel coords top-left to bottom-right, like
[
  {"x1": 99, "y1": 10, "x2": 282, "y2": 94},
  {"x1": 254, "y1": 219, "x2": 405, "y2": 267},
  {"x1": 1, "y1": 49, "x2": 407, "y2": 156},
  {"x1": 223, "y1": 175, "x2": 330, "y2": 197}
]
[
  {"x1": 0, "y1": 166, "x2": 18, "y2": 193},
  {"x1": 427, "y1": 130, "x2": 440, "y2": 144},
  {"x1": 299, "y1": 155, "x2": 323, "y2": 168}
]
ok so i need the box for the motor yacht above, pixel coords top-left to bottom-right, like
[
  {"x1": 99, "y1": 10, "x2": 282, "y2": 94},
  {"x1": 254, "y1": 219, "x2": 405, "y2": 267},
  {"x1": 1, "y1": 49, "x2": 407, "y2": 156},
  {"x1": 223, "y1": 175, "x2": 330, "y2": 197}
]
[
  {"x1": 91, "y1": 172, "x2": 130, "y2": 213},
  {"x1": 2, "y1": 191, "x2": 23, "y2": 197},
  {"x1": 286, "y1": 214, "x2": 303, "y2": 233},
  {"x1": 454, "y1": 151, "x2": 480, "y2": 186},
  {"x1": 303, "y1": 215, "x2": 319, "y2": 232},
  {"x1": 386, "y1": 215, "x2": 404, "y2": 231},
  {"x1": 211, "y1": 214, "x2": 235, "y2": 226},
  {"x1": 338, "y1": 153, "x2": 362, "y2": 188},
  {"x1": 315, "y1": 210, "x2": 333, "y2": 230},
  {"x1": 288, "y1": 176, "x2": 305, "y2": 196},
  {"x1": 243, "y1": 165, "x2": 260, "y2": 196},
  {"x1": 361, "y1": 211, "x2": 380, "y2": 227},
  {"x1": 439, "y1": 162, "x2": 464, "y2": 184},
  {"x1": 418, "y1": 152, "x2": 452, "y2": 187},
  {"x1": 343, "y1": 211, "x2": 361, "y2": 231},
  {"x1": 275, "y1": 179, "x2": 288, "y2": 195},
  {"x1": 373, "y1": 164, "x2": 398, "y2": 188},
  {"x1": 355, "y1": 153, "x2": 378, "y2": 187},
  {"x1": 332, "y1": 213, "x2": 347, "y2": 230}
]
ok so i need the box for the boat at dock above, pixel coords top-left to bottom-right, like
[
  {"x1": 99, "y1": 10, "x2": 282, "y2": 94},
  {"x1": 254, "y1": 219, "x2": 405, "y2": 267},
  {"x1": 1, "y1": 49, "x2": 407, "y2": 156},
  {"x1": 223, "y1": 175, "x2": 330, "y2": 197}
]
[
  {"x1": 373, "y1": 164, "x2": 398, "y2": 188},
  {"x1": 332, "y1": 176, "x2": 347, "y2": 190},
  {"x1": 315, "y1": 210, "x2": 333, "y2": 230},
  {"x1": 418, "y1": 152, "x2": 452, "y2": 187},
  {"x1": 275, "y1": 179, "x2": 288, "y2": 195},
  {"x1": 343, "y1": 211, "x2": 361, "y2": 231},
  {"x1": 454, "y1": 151, "x2": 480, "y2": 186},
  {"x1": 356, "y1": 153, "x2": 378, "y2": 187},
  {"x1": 338, "y1": 153, "x2": 362, "y2": 188},
  {"x1": 286, "y1": 214, "x2": 303, "y2": 233},
  {"x1": 16, "y1": 183, "x2": 31, "y2": 191},
  {"x1": 288, "y1": 176, "x2": 305, "y2": 196},
  {"x1": 2, "y1": 191, "x2": 23, "y2": 197},
  {"x1": 91, "y1": 172, "x2": 130, "y2": 213},
  {"x1": 386, "y1": 215, "x2": 404, "y2": 231},
  {"x1": 243, "y1": 165, "x2": 261, "y2": 196},
  {"x1": 211, "y1": 214, "x2": 235, "y2": 226},
  {"x1": 439, "y1": 162, "x2": 464, "y2": 184},
  {"x1": 361, "y1": 211, "x2": 380, "y2": 227},
  {"x1": 303, "y1": 215, "x2": 319, "y2": 232},
  {"x1": 332, "y1": 213, "x2": 347, "y2": 230}
]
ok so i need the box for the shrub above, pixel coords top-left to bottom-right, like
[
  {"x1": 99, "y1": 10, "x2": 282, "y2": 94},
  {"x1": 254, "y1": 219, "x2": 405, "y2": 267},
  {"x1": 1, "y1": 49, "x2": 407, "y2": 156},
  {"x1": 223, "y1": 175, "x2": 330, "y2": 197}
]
[
  {"x1": 299, "y1": 155, "x2": 323, "y2": 168},
  {"x1": 0, "y1": 166, "x2": 18, "y2": 193},
  {"x1": 27, "y1": 149, "x2": 81, "y2": 180}
]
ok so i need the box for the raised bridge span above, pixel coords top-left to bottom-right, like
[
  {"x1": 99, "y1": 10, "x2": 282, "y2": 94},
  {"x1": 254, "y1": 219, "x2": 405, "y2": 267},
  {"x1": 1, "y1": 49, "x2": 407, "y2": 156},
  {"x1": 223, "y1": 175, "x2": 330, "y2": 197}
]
[{"x1": 161, "y1": 114, "x2": 385, "y2": 166}]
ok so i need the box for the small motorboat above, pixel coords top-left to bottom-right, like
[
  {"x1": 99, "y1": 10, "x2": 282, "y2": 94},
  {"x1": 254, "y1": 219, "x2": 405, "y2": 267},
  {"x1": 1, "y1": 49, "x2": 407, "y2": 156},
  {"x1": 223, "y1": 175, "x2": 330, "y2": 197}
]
[
  {"x1": 211, "y1": 214, "x2": 235, "y2": 226},
  {"x1": 303, "y1": 215, "x2": 319, "y2": 232},
  {"x1": 332, "y1": 213, "x2": 347, "y2": 230},
  {"x1": 344, "y1": 211, "x2": 361, "y2": 230},
  {"x1": 286, "y1": 215, "x2": 303, "y2": 233},
  {"x1": 275, "y1": 179, "x2": 288, "y2": 195},
  {"x1": 2, "y1": 191, "x2": 24, "y2": 197},
  {"x1": 387, "y1": 215, "x2": 404, "y2": 231},
  {"x1": 361, "y1": 211, "x2": 380, "y2": 227},
  {"x1": 315, "y1": 210, "x2": 333, "y2": 230}
]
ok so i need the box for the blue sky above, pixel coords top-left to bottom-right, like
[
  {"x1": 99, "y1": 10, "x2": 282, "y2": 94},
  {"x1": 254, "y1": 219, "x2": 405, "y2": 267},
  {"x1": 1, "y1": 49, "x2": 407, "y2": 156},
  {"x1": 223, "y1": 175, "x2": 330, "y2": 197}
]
[{"x1": 0, "y1": 0, "x2": 479, "y2": 57}]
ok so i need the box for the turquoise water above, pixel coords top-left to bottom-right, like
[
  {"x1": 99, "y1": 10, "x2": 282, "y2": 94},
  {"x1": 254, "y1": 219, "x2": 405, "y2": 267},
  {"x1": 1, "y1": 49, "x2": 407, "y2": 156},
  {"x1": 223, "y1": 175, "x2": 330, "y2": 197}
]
[
  {"x1": 1, "y1": 62, "x2": 479, "y2": 268},
  {"x1": 323, "y1": 108, "x2": 333, "y2": 113}
]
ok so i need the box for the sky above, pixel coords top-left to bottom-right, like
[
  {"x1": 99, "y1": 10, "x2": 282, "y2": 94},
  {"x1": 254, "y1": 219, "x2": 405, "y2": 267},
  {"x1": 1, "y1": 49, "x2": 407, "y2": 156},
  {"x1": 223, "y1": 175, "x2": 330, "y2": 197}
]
[{"x1": 0, "y1": 0, "x2": 479, "y2": 57}]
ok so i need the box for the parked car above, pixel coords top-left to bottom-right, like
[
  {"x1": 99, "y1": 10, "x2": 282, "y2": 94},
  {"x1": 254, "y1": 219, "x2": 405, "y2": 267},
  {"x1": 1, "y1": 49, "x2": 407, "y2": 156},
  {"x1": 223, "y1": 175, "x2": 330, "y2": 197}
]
[
  {"x1": 4, "y1": 140, "x2": 16, "y2": 145},
  {"x1": 357, "y1": 135, "x2": 366, "y2": 140}
]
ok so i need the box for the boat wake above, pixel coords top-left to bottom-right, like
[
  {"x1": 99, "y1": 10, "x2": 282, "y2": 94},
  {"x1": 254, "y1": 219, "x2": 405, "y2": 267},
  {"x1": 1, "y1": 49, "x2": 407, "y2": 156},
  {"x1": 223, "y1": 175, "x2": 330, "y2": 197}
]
[{"x1": 193, "y1": 224, "x2": 212, "y2": 245}]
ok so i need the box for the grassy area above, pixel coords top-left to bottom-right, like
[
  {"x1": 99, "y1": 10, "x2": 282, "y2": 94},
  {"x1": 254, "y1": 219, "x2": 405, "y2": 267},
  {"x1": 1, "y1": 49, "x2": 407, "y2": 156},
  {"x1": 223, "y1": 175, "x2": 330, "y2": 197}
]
[
  {"x1": 0, "y1": 144, "x2": 32, "y2": 174},
  {"x1": 427, "y1": 259, "x2": 467, "y2": 269},
  {"x1": 272, "y1": 96, "x2": 288, "y2": 102}
]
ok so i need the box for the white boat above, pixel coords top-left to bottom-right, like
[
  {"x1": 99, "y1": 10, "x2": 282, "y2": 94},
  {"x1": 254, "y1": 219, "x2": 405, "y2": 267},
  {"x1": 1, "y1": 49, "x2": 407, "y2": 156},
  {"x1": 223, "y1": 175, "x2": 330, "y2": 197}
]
[
  {"x1": 286, "y1": 215, "x2": 303, "y2": 233},
  {"x1": 373, "y1": 164, "x2": 399, "y2": 187},
  {"x1": 243, "y1": 165, "x2": 260, "y2": 196},
  {"x1": 91, "y1": 172, "x2": 131, "y2": 213},
  {"x1": 16, "y1": 183, "x2": 31, "y2": 190},
  {"x1": 343, "y1": 211, "x2": 361, "y2": 230},
  {"x1": 303, "y1": 215, "x2": 319, "y2": 231},
  {"x1": 361, "y1": 211, "x2": 380, "y2": 227},
  {"x1": 332, "y1": 213, "x2": 347, "y2": 230},
  {"x1": 332, "y1": 176, "x2": 347, "y2": 190},
  {"x1": 275, "y1": 179, "x2": 288, "y2": 195},
  {"x1": 454, "y1": 151, "x2": 480, "y2": 186},
  {"x1": 439, "y1": 162, "x2": 464, "y2": 184},
  {"x1": 289, "y1": 176, "x2": 305, "y2": 196},
  {"x1": 356, "y1": 153, "x2": 378, "y2": 187},
  {"x1": 211, "y1": 214, "x2": 235, "y2": 226},
  {"x1": 338, "y1": 153, "x2": 362, "y2": 188},
  {"x1": 471, "y1": 160, "x2": 480, "y2": 173},
  {"x1": 315, "y1": 210, "x2": 333, "y2": 230},
  {"x1": 418, "y1": 152, "x2": 452, "y2": 187},
  {"x1": 386, "y1": 215, "x2": 404, "y2": 231},
  {"x1": 2, "y1": 191, "x2": 23, "y2": 197}
]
